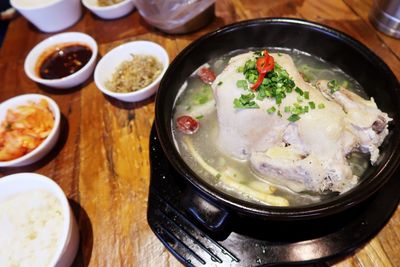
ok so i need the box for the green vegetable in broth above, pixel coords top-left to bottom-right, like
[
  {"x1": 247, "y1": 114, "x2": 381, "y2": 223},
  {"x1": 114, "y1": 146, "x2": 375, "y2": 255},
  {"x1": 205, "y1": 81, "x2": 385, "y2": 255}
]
[{"x1": 328, "y1": 79, "x2": 340, "y2": 93}]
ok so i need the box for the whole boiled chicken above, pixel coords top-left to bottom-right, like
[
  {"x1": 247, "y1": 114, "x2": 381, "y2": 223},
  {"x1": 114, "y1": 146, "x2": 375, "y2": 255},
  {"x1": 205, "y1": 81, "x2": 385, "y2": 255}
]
[{"x1": 211, "y1": 52, "x2": 390, "y2": 193}]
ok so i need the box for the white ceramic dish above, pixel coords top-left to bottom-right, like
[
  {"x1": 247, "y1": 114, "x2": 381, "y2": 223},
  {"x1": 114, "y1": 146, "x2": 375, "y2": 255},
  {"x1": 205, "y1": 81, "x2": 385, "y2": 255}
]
[
  {"x1": 94, "y1": 40, "x2": 169, "y2": 102},
  {"x1": 24, "y1": 32, "x2": 98, "y2": 89},
  {"x1": 82, "y1": 0, "x2": 135, "y2": 20},
  {"x1": 10, "y1": 0, "x2": 82, "y2": 33},
  {"x1": 0, "y1": 173, "x2": 79, "y2": 267},
  {"x1": 0, "y1": 94, "x2": 61, "y2": 167}
]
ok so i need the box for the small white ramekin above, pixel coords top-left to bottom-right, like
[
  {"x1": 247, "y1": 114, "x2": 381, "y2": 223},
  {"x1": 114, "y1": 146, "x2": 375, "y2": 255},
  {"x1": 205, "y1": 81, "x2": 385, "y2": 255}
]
[
  {"x1": 24, "y1": 32, "x2": 98, "y2": 89},
  {"x1": 0, "y1": 94, "x2": 61, "y2": 167},
  {"x1": 94, "y1": 40, "x2": 169, "y2": 102},
  {"x1": 0, "y1": 173, "x2": 79, "y2": 267},
  {"x1": 10, "y1": 0, "x2": 82, "y2": 33},
  {"x1": 82, "y1": 0, "x2": 135, "y2": 20}
]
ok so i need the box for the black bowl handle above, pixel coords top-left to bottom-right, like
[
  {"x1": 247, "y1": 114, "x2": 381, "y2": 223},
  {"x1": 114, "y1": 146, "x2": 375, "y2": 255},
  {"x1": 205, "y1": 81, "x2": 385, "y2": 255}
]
[{"x1": 181, "y1": 187, "x2": 231, "y2": 234}]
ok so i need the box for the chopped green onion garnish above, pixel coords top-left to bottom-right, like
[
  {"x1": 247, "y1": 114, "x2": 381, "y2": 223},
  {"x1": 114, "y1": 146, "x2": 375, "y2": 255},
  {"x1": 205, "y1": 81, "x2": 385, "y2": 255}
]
[
  {"x1": 267, "y1": 106, "x2": 276, "y2": 114},
  {"x1": 217, "y1": 81, "x2": 223, "y2": 86},
  {"x1": 195, "y1": 115, "x2": 204, "y2": 120},
  {"x1": 276, "y1": 96, "x2": 282, "y2": 105},
  {"x1": 244, "y1": 59, "x2": 256, "y2": 71},
  {"x1": 216, "y1": 173, "x2": 222, "y2": 179},
  {"x1": 232, "y1": 51, "x2": 323, "y2": 122},
  {"x1": 288, "y1": 114, "x2": 301, "y2": 122},
  {"x1": 233, "y1": 93, "x2": 259, "y2": 109},
  {"x1": 318, "y1": 103, "x2": 325, "y2": 109},
  {"x1": 295, "y1": 87, "x2": 303, "y2": 95},
  {"x1": 292, "y1": 106, "x2": 303, "y2": 115},
  {"x1": 236, "y1": 80, "x2": 248, "y2": 90}
]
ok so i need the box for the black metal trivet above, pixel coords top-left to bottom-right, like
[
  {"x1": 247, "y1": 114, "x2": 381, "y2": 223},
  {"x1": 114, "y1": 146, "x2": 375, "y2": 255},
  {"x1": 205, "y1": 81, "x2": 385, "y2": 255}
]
[{"x1": 147, "y1": 124, "x2": 400, "y2": 266}]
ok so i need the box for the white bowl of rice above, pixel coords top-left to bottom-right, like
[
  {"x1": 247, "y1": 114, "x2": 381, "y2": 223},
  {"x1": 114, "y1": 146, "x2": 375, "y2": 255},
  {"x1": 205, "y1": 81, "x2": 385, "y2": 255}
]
[
  {"x1": 0, "y1": 173, "x2": 79, "y2": 267},
  {"x1": 94, "y1": 40, "x2": 169, "y2": 102}
]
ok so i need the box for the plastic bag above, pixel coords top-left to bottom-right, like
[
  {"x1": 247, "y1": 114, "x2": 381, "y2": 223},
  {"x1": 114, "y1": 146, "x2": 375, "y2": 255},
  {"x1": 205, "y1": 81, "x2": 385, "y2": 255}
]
[{"x1": 135, "y1": 0, "x2": 215, "y2": 34}]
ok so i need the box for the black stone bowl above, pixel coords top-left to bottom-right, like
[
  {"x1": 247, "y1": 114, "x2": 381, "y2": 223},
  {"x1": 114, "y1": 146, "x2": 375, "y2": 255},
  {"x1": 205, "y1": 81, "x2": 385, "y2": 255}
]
[{"x1": 154, "y1": 18, "x2": 400, "y2": 230}]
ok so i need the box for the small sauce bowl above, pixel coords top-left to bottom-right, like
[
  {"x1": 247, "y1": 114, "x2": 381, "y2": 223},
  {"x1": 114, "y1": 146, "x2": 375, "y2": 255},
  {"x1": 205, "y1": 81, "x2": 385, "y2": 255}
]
[
  {"x1": 24, "y1": 32, "x2": 98, "y2": 89},
  {"x1": 94, "y1": 40, "x2": 169, "y2": 102},
  {"x1": 0, "y1": 94, "x2": 61, "y2": 167},
  {"x1": 82, "y1": 0, "x2": 135, "y2": 20}
]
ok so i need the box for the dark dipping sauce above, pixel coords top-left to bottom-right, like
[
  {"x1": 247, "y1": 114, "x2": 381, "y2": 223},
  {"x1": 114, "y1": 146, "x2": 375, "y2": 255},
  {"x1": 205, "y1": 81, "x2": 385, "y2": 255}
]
[{"x1": 38, "y1": 43, "x2": 92, "y2": 80}]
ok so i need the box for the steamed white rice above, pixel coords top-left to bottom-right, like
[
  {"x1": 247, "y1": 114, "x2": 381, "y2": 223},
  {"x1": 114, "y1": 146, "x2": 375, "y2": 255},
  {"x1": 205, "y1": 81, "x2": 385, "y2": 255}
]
[{"x1": 0, "y1": 190, "x2": 64, "y2": 267}]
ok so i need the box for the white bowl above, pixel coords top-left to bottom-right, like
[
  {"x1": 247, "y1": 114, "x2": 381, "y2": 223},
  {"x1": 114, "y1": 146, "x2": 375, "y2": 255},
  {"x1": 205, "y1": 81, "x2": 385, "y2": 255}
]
[
  {"x1": 94, "y1": 40, "x2": 169, "y2": 102},
  {"x1": 0, "y1": 173, "x2": 79, "y2": 267},
  {"x1": 82, "y1": 0, "x2": 135, "y2": 20},
  {"x1": 10, "y1": 0, "x2": 82, "y2": 33},
  {"x1": 0, "y1": 94, "x2": 61, "y2": 167},
  {"x1": 24, "y1": 32, "x2": 98, "y2": 89}
]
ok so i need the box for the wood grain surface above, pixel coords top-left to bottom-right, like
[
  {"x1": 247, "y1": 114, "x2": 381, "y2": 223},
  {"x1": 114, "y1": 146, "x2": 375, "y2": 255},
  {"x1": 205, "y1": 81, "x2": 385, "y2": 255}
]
[{"x1": 0, "y1": 0, "x2": 399, "y2": 266}]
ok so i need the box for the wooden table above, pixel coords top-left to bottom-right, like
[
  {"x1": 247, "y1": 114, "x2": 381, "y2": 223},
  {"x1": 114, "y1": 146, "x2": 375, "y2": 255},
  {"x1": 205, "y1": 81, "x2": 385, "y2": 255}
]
[{"x1": 0, "y1": 0, "x2": 399, "y2": 266}]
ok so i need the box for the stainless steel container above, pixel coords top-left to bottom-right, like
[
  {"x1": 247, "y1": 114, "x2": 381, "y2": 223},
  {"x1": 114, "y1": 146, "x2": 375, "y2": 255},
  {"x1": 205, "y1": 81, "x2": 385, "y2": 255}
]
[{"x1": 370, "y1": 0, "x2": 400, "y2": 38}]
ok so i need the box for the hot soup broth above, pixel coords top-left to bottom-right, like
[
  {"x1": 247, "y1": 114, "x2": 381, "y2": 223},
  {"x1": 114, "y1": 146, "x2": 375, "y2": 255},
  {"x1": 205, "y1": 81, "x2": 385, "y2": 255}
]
[{"x1": 172, "y1": 48, "x2": 373, "y2": 207}]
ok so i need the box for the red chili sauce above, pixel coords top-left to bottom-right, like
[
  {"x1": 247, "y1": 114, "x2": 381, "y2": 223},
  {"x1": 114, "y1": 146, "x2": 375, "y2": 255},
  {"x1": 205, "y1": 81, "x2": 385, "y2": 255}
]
[{"x1": 37, "y1": 43, "x2": 92, "y2": 80}]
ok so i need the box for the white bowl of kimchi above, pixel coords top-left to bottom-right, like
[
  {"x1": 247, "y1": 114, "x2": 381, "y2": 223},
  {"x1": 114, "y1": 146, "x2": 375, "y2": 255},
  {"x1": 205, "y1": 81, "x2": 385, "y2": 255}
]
[{"x1": 0, "y1": 94, "x2": 61, "y2": 167}]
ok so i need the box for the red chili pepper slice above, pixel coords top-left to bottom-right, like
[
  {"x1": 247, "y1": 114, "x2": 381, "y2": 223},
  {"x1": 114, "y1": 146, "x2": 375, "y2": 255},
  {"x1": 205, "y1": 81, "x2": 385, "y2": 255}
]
[
  {"x1": 251, "y1": 50, "x2": 275, "y2": 91},
  {"x1": 258, "y1": 53, "x2": 274, "y2": 73},
  {"x1": 197, "y1": 67, "x2": 216, "y2": 84},
  {"x1": 251, "y1": 72, "x2": 267, "y2": 91},
  {"x1": 176, "y1": 115, "x2": 199, "y2": 134},
  {"x1": 256, "y1": 57, "x2": 268, "y2": 74}
]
